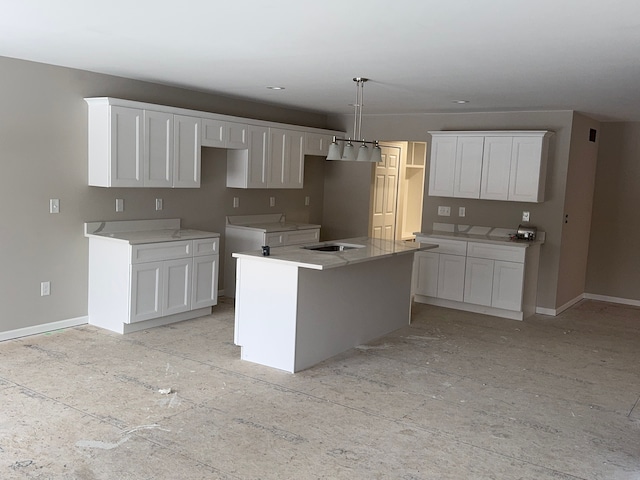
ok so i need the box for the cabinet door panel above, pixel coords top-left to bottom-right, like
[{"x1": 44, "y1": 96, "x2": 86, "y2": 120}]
[
  {"x1": 454, "y1": 136, "x2": 483, "y2": 198},
  {"x1": 130, "y1": 262, "x2": 162, "y2": 322},
  {"x1": 428, "y1": 136, "x2": 457, "y2": 197},
  {"x1": 163, "y1": 258, "x2": 192, "y2": 316},
  {"x1": 192, "y1": 255, "x2": 218, "y2": 309},
  {"x1": 508, "y1": 136, "x2": 544, "y2": 202},
  {"x1": 173, "y1": 115, "x2": 201, "y2": 188},
  {"x1": 464, "y1": 257, "x2": 494, "y2": 306},
  {"x1": 414, "y1": 251, "x2": 439, "y2": 297},
  {"x1": 492, "y1": 260, "x2": 524, "y2": 311},
  {"x1": 437, "y1": 254, "x2": 466, "y2": 301},
  {"x1": 247, "y1": 126, "x2": 269, "y2": 188},
  {"x1": 111, "y1": 106, "x2": 144, "y2": 187},
  {"x1": 227, "y1": 123, "x2": 249, "y2": 149},
  {"x1": 201, "y1": 119, "x2": 226, "y2": 147},
  {"x1": 144, "y1": 110, "x2": 173, "y2": 187},
  {"x1": 480, "y1": 136, "x2": 513, "y2": 200}
]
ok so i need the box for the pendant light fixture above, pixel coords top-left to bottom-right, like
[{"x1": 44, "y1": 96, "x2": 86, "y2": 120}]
[{"x1": 326, "y1": 77, "x2": 382, "y2": 162}]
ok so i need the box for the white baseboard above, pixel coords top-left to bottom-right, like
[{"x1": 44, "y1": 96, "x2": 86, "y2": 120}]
[
  {"x1": 584, "y1": 293, "x2": 640, "y2": 308},
  {"x1": 0, "y1": 316, "x2": 89, "y2": 342},
  {"x1": 536, "y1": 294, "x2": 585, "y2": 316}
]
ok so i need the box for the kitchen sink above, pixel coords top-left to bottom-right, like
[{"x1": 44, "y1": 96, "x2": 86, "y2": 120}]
[{"x1": 302, "y1": 243, "x2": 365, "y2": 252}]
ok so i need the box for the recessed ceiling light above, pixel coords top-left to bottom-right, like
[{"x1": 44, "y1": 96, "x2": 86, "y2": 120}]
[
  {"x1": 266, "y1": 86, "x2": 285, "y2": 90},
  {"x1": 452, "y1": 100, "x2": 469, "y2": 104}
]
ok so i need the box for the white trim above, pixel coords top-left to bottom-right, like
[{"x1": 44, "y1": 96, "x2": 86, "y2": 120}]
[
  {"x1": 0, "y1": 316, "x2": 88, "y2": 342},
  {"x1": 413, "y1": 295, "x2": 524, "y2": 321},
  {"x1": 536, "y1": 294, "x2": 584, "y2": 316},
  {"x1": 584, "y1": 293, "x2": 640, "y2": 308}
]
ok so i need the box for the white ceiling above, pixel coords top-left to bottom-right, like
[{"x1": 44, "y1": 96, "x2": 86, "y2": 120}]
[{"x1": 2, "y1": 0, "x2": 640, "y2": 121}]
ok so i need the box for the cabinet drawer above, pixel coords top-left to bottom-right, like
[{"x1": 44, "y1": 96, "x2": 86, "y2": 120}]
[
  {"x1": 467, "y1": 242, "x2": 525, "y2": 263},
  {"x1": 132, "y1": 240, "x2": 191, "y2": 264},
  {"x1": 193, "y1": 237, "x2": 219, "y2": 256},
  {"x1": 417, "y1": 237, "x2": 467, "y2": 255},
  {"x1": 264, "y1": 233, "x2": 285, "y2": 247},
  {"x1": 284, "y1": 228, "x2": 320, "y2": 245}
]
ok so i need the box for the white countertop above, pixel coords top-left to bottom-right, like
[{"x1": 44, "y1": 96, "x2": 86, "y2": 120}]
[
  {"x1": 415, "y1": 223, "x2": 545, "y2": 247},
  {"x1": 226, "y1": 213, "x2": 320, "y2": 233},
  {"x1": 84, "y1": 219, "x2": 219, "y2": 244},
  {"x1": 232, "y1": 237, "x2": 437, "y2": 270}
]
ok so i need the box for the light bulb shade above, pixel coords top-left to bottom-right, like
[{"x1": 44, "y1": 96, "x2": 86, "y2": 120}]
[
  {"x1": 341, "y1": 141, "x2": 356, "y2": 161},
  {"x1": 356, "y1": 143, "x2": 370, "y2": 162},
  {"x1": 326, "y1": 141, "x2": 342, "y2": 161},
  {"x1": 370, "y1": 144, "x2": 383, "y2": 163}
]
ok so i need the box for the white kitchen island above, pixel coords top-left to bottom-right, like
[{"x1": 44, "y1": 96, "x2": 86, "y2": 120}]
[{"x1": 233, "y1": 237, "x2": 435, "y2": 373}]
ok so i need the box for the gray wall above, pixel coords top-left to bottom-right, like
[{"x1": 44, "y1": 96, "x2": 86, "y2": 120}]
[
  {"x1": 555, "y1": 113, "x2": 600, "y2": 308},
  {"x1": 0, "y1": 56, "x2": 331, "y2": 334},
  {"x1": 585, "y1": 122, "x2": 640, "y2": 301},
  {"x1": 323, "y1": 110, "x2": 575, "y2": 310}
]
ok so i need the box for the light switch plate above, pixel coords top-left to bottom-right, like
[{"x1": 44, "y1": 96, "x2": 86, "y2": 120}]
[
  {"x1": 115, "y1": 198, "x2": 124, "y2": 212},
  {"x1": 233, "y1": 197, "x2": 239, "y2": 208},
  {"x1": 269, "y1": 196, "x2": 276, "y2": 207},
  {"x1": 522, "y1": 211, "x2": 530, "y2": 222},
  {"x1": 155, "y1": 198, "x2": 163, "y2": 211},
  {"x1": 458, "y1": 207, "x2": 466, "y2": 217},
  {"x1": 305, "y1": 196, "x2": 310, "y2": 206}
]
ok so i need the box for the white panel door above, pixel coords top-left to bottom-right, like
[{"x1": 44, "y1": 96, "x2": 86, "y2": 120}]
[
  {"x1": 173, "y1": 115, "x2": 201, "y2": 188},
  {"x1": 227, "y1": 123, "x2": 249, "y2": 149},
  {"x1": 480, "y1": 136, "x2": 513, "y2": 200},
  {"x1": 163, "y1": 258, "x2": 192, "y2": 316},
  {"x1": 508, "y1": 136, "x2": 544, "y2": 202},
  {"x1": 110, "y1": 106, "x2": 144, "y2": 187},
  {"x1": 192, "y1": 254, "x2": 218, "y2": 309},
  {"x1": 269, "y1": 128, "x2": 304, "y2": 188},
  {"x1": 464, "y1": 257, "x2": 494, "y2": 306},
  {"x1": 370, "y1": 145, "x2": 399, "y2": 240},
  {"x1": 144, "y1": 110, "x2": 173, "y2": 187},
  {"x1": 428, "y1": 136, "x2": 457, "y2": 197},
  {"x1": 413, "y1": 251, "x2": 439, "y2": 297},
  {"x1": 246, "y1": 126, "x2": 269, "y2": 188},
  {"x1": 130, "y1": 262, "x2": 162, "y2": 322},
  {"x1": 453, "y1": 136, "x2": 484, "y2": 198},
  {"x1": 492, "y1": 260, "x2": 525, "y2": 311},
  {"x1": 201, "y1": 118, "x2": 226, "y2": 147},
  {"x1": 437, "y1": 254, "x2": 466, "y2": 302}
]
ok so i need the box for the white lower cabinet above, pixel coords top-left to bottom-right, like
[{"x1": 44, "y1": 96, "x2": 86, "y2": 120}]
[
  {"x1": 414, "y1": 235, "x2": 540, "y2": 320},
  {"x1": 88, "y1": 235, "x2": 219, "y2": 333}
]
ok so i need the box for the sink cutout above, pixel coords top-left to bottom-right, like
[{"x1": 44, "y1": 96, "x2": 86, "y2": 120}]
[{"x1": 302, "y1": 243, "x2": 365, "y2": 252}]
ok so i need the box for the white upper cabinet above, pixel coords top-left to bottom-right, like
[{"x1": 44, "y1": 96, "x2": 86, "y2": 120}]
[
  {"x1": 226, "y1": 126, "x2": 305, "y2": 189},
  {"x1": 269, "y1": 128, "x2": 305, "y2": 189},
  {"x1": 144, "y1": 110, "x2": 173, "y2": 188},
  {"x1": 86, "y1": 99, "x2": 201, "y2": 188},
  {"x1": 201, "y1": 119, "x2": 248, "y2": 149},
  {"x1": 86, "y1": 97, "x2": 344, "y2": 189},
  {"x1": 428, "y1": 135, "x2": 457, "y2": 197},
  {"x1": 454, "y1": 136, "x2": 484, "y2": 198},
  {"x1": 428, "y1": 131, "x2": 552, "y2": 203},
  {"x1": 173, "y1": 115, "x2": 201, "y2": 188},
  {"x1": 304, "y1": 132, "x2": 334, "y2": 156},
  {"x1": 480, "y1": 136, "x2": 513, "y2": 200},
  {"x1": 88, "y1": 104, "x2": 144, "y2": 187}
]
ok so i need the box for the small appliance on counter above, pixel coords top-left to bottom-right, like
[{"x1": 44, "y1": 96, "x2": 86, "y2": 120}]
[{"x1": 515, "y1": 224, "x2": 537, "y2": 241}]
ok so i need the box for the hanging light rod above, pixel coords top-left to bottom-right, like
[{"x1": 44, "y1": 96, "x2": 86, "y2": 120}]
[{"x1": 326, "y1": 77, "x2": 382, "y2": 162}]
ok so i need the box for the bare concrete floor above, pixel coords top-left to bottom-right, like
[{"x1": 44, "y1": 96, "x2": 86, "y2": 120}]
[{"x1": 0, "y1": 298, "x2": 639, "y2": 479}]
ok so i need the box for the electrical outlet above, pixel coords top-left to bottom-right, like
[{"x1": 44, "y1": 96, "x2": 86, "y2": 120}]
[
  {"x1": 155, "y1": 198, "x2": 163, "y2": 211},
  {"x1": 458, "y1": 206, "x2": 466, "y2": 217},
  {"x1": 522, "y1": 211, "x2": 530, "y2": 222},
  {"x1": 269, "y1": 196, "x2": 276, "y2": 207},
  {"x1": 233, "y1": 197, "x2": 239, "y2": 208},
  {"x1": 305, "y1": 196, "x2": 310, "y2": 206},
  {"x1": 438, "y1": 206, "x2": 451, "y2": 216},
  {"x1": 115, "y1": 198, "x2": 124, "y2": 212},
  {"x1": 49, "y1": 199, "x2": 60, "y2": 214},
  {"x1": 40, "y1": 281, "x2": 50, "y2": 296}
]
